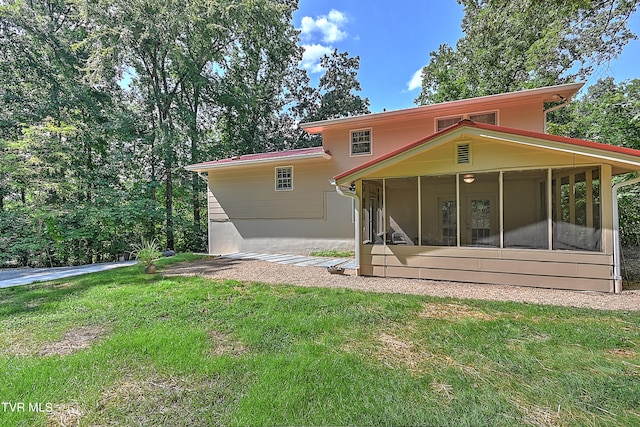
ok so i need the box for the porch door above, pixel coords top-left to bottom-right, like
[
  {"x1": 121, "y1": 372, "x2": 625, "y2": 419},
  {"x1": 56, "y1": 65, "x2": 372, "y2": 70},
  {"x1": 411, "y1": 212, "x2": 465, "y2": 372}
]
[
  {"x1": 439, "y1": 198, "x2": 457, "y2": 246},
  {"x1": 463, "y1": 196, "x2": 498, "y2": 247}
]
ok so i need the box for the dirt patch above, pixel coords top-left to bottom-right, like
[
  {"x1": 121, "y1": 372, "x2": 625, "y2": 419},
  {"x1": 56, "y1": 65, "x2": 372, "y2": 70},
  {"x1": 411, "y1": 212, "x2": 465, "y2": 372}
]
[
  {"x1": 209, "y1": 330, "x2": 247, "y2": 356},
  {"x1": 46, "y1": 403, "x2": 82, "y2": 427},
  {"x1": 38, "y1": 326, "x2": 107, "y2": 357},
  {"x1": 508, "y1": 396, "x2": 561, "y2": 427},
  {"x1": 417, "y1": 302, "x2": 496, "y2": 321},
  {"x1": 100, "y1": 375, "x2": 190, "y2": 406},
  {"x1": 606, "y1": 348, "x2": 637, "y2": 359},
  {"x1": 367, "y1": 331, "x2": 457, "y2": 375},
  {"x1": 376, "y1": 332, "x2": 422, "y2": 372},
  {"x1": 96, "y1": 373, "x2": 235, "y2": 426}
]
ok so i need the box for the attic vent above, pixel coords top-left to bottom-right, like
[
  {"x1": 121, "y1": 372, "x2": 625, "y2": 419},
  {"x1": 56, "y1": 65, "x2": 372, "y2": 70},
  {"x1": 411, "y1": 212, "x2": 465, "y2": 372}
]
[{"x1": 457, "y1": 143, "x2": 470, "y2": 164}]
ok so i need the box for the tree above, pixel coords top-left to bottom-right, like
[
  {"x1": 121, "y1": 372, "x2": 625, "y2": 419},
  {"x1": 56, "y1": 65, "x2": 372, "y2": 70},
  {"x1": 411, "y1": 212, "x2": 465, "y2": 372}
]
[
  {"x1": 416, "y1": 0, "x2": 638, "y2": 104},
  {"x1": 214, "y1": 0, "x2": 302, "y2": 155},
  {"x1": 548, "y1": 78, "x2": 640, "y2": 149},
  {"x1": 78, "y1": 0, "x2": 236, "y2": 249},
  {"x1": 306, "y1": 49, "x2": 370, "y2": 122}
]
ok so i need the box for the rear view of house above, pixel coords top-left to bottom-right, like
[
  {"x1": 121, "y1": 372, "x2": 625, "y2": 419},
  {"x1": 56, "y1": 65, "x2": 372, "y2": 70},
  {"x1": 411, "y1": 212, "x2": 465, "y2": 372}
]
[{"x1": 187, "y1": 82, "x2": 640, "y2": 292}]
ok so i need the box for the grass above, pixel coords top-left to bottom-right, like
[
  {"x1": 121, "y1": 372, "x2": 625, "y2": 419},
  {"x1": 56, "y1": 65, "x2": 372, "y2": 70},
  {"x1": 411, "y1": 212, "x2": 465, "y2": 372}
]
[
  {"x1": 0, "y1": 253, "x2": 639, "y2": 426},
  {"x1": 308, "y1": 250, "x2": 355, "y2": 258}
]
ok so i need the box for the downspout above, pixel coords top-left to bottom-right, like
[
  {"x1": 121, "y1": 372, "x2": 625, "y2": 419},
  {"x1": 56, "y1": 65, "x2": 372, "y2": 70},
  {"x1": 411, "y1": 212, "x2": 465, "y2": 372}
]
[
  {"x1": 331, "y1": 179, "x2": 360, "y2": 276},
  {"x1": 612, "y1": 175, "x2": 640, "y2": 293}
]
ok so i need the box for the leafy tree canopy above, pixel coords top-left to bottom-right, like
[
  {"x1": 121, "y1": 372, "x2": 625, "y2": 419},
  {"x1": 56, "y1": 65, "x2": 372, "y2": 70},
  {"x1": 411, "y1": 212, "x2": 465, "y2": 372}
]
[
  {"x1": 416, "y1": 0, "x2": 638, "y2": 104},
  {"x1": 548, "y1": 77, "x2": 640, "y2": 149}
]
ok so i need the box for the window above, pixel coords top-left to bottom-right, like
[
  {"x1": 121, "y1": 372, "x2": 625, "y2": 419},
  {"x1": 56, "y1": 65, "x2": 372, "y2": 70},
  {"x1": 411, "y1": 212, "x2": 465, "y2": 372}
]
[
  {"x1": 275, "y1": 166, "x2": 293, "y2": 191},
  {"x1": 436, "y1": 111, "x2": 497, "y2": 131},
  {"x1": 351, "y1": 129, "x2": 372, "y2": 156},
  {"x1": 468, "y1": 112, "x2": 497, "y2": 125},
  {"x1": 436, "y1": 116, "x2": 462, "y2": 132}
]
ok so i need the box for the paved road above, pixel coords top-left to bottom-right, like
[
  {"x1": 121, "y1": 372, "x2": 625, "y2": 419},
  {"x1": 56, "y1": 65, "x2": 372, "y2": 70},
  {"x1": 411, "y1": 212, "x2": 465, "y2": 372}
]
[{"x1": 0, "y1": 261, "x2": 137, "y2": 289}]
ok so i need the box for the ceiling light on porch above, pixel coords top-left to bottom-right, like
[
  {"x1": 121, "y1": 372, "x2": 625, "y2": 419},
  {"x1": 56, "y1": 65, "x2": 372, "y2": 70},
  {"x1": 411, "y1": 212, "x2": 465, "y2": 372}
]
[{"x1": 463, "y1": 174, "x2": 475, "y2": 184}]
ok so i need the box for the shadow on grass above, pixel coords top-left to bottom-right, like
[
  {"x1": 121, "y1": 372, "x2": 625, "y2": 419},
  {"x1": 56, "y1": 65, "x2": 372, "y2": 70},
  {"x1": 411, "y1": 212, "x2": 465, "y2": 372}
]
[
  {"x1": 0, "y1": 254, "x2": 211, "y2": 318},
  {"x1": 0, "y1": 266, "x2": 147, "y2": 318}
]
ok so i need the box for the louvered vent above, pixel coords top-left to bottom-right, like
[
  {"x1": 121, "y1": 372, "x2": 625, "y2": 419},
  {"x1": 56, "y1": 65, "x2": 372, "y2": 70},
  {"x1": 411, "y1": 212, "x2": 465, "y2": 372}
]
[{"x1": 457, "y1": 143, "x2": 470, "y2": 164}]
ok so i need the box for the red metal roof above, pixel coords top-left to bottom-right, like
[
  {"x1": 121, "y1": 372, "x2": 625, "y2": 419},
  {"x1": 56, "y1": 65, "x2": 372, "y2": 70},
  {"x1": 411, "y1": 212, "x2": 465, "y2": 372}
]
[
  {"x1": 334, "y1": 120, "x2": 640, "y2": 182},
  {"x1": 186, "y1": 146, "x2": 329, "y2": 171}
]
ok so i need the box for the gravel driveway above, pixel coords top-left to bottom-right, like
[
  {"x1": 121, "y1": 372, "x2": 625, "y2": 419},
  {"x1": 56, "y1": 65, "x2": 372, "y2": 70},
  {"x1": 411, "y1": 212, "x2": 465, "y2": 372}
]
[{"x1": 163, "y1": 257, "x2": 640, "y2": 311}]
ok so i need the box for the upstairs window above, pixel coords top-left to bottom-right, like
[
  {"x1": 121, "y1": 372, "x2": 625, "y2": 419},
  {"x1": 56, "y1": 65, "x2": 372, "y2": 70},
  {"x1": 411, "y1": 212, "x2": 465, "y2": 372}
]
[
  {"x1": 436, "y1": 116, "x2": 463, "y2": 132},
  {"x1": 275, "y1": 166, "x2": 293, "y2": 191},
  {"x1": 469, "y1": 112, "x2": 497, "y2": 125},
  {"x1": 436, "y1": 111, "x2": 497, "y2": 131},
  {"x1": 351, "y1": 129, "x2": 372, "y2": 156}
]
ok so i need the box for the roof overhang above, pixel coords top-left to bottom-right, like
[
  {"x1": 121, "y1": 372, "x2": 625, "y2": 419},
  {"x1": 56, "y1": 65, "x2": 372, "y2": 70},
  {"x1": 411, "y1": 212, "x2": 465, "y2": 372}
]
[
  {"x1": 302, "y1": 82, "x2": 585, "y2": 134},
  {"x1": 335, "y1": 120, "x2": 640, "y2": 185},
  {"x1": 185, "y1": 147, "x2": 331, "y2": 173}
]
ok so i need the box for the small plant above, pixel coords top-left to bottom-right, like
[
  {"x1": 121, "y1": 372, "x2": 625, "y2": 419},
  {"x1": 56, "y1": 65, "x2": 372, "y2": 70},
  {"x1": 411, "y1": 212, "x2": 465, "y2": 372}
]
[{"x1": 132, "y1": 238, "x2": 162, "y2": 273}]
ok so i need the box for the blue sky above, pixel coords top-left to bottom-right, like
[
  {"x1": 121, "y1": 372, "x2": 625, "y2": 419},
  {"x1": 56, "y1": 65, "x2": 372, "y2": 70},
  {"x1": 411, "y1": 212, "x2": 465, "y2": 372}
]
[{"x1": 293, "y1": 0, "x2": 640, "y2": 113}]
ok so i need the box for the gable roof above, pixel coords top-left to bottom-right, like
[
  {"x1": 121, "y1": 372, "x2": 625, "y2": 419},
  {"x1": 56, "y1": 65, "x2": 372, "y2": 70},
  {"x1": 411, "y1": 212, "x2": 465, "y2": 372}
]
[
  {"x1": 302, "y1": 82, "x2": 585, "y2": 134},
  {"x1": 185, "y1": 146, "x2": 330, "y2": 173},
  {"x1": 334, "y1": 120, "x2": 640, "y2": 184}
]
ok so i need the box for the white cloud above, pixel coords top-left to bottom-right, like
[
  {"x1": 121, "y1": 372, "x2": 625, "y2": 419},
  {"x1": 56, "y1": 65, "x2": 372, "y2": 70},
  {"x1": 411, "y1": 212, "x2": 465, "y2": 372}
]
[
  {"x1": 300, "y1": 9, "x2": 348, "y2": 43},
  {"x1": 300, "y1": 44, "x2": 333, "y2": 73},
  {"x1": 407, "y1": 68, "x2": 424, "y2": 91}
]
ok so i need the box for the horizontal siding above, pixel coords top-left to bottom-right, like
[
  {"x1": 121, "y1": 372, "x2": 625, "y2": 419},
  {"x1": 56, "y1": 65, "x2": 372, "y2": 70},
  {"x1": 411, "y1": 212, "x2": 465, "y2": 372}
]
[
  {"x1": 208, "y1": 159, "x2": 335, "y2": 220},
  {"x1": 361, "y1": 246, "x2": 614, "y2": 292},
  {"x1": 208, "y1": 190, "x2": 229, "y2": 221}
]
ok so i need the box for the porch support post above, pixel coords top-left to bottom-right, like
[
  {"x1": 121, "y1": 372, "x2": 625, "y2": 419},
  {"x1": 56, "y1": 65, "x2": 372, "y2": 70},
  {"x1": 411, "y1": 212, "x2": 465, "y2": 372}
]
[
  {"x1": 499, "y1": 171, "x2": 504, "y2": 248},
  {"x1": 456, "y1": 174, "x2": 461, "y2": 247},
  {"x1": 417, "y1": 176, "x2": 422, "y2": 246},
  {"x1": 547, "y1": 168, "x2": 553, "y2": 250}
]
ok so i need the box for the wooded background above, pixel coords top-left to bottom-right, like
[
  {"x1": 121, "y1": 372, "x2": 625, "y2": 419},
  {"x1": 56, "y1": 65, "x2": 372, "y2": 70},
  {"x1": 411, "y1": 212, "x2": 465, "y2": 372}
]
[{"x1": 1, "y1": 0, "x2": 638, "y2": 267}]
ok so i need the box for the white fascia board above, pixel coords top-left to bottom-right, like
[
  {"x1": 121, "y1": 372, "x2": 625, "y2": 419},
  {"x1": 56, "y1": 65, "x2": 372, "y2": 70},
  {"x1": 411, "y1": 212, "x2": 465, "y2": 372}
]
[{"x1": 184, "y1": 151, "x2": 331, "y2": 173}]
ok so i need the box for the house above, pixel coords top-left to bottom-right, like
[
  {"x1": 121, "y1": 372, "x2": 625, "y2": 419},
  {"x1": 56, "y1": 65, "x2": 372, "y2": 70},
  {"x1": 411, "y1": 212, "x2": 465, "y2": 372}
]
[{"x1": 186, "y1": 82, "x2": 640, "y2": 293}]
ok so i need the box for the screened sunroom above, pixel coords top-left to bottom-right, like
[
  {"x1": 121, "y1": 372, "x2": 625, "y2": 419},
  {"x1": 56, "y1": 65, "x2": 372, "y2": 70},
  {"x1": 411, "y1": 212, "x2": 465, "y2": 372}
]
[
  {"x1": 363, "y1": 167, "x2": 602, "y2": 252},
  {"x1": 336, "y1": 121, "x2": 640, "y2": 292}
]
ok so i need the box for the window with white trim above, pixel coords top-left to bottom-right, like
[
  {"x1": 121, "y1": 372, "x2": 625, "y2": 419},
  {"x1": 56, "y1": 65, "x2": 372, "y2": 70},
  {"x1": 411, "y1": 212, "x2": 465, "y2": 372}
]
[
  {"x1": 275, "y1": 166, "x2": 293, "y2": 191},
  {"x1": 436, "y1": 111, "x2": 497, "y2": 131},
  {"x1": 351, "y1": 129, "x2": 372, "y2": 156},
  {"x1": 436, "y1": 116, "x2": 463, "y2": 132},
  {"x1": 469, "y1": 112, "x2": 497, "y2": 125}
]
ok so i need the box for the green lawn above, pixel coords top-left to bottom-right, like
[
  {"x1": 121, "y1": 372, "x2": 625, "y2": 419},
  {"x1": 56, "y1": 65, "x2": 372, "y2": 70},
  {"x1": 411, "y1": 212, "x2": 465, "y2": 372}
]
[{"x1": 1, "y1": 254, "x2": 639, "y2": 426}]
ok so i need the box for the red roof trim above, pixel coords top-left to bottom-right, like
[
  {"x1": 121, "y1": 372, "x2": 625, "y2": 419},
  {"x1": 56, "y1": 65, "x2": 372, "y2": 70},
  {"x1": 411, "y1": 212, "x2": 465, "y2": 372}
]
[
  {"x1": 187, "y1": 146, "x2": 327, "y2": 170},
  {"x1": 334, "y1": 120, "x2": 640, "y2": 182}
]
